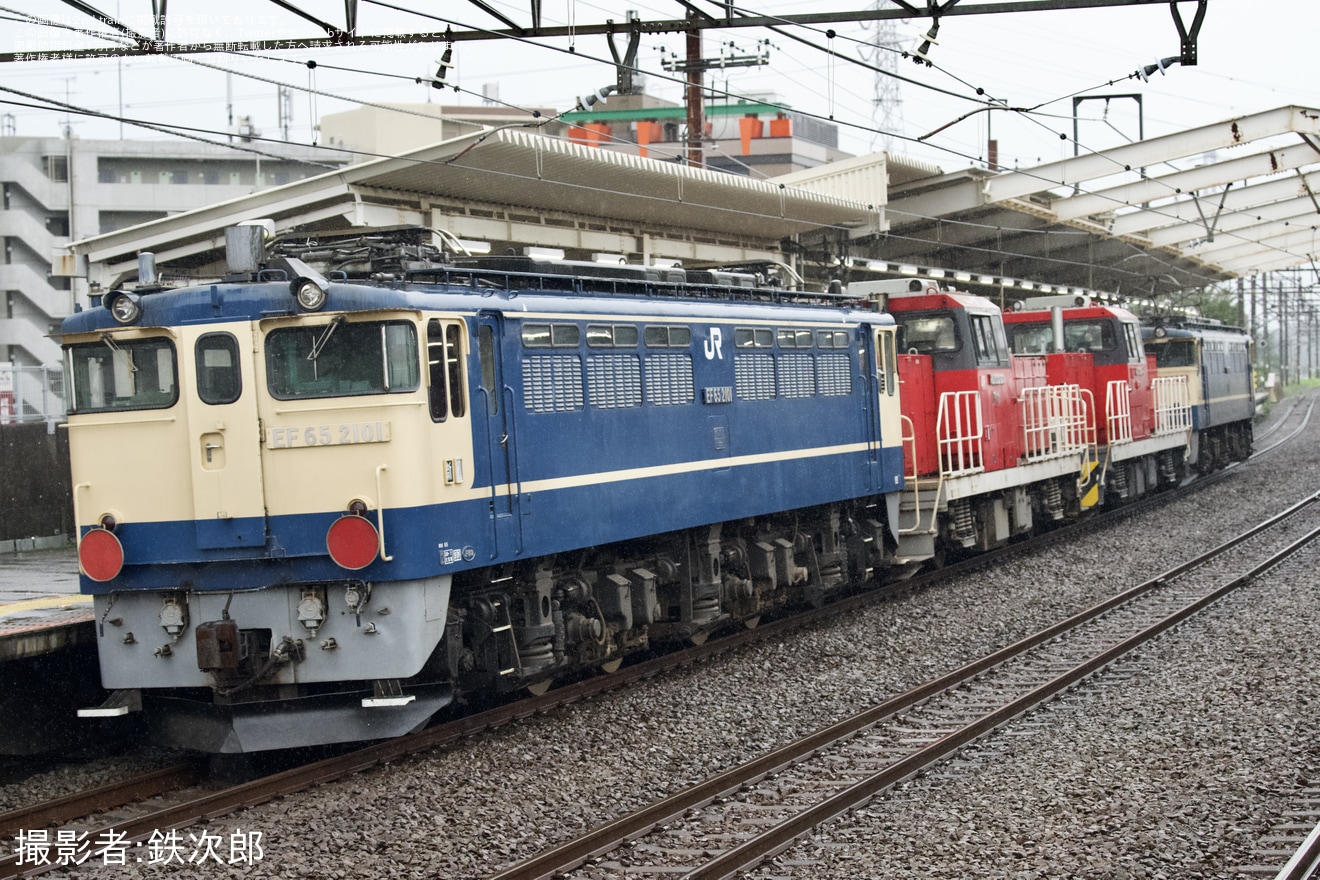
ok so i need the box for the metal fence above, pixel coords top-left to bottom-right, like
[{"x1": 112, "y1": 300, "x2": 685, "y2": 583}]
[{"x1": 0, "y1": 364, "x2": 66, "y2": 431}]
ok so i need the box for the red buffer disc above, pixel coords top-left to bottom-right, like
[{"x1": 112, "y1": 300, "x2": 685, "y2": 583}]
[
  {"x1": 79, "y1": 528, "x2": 125, "y2": 582},
  {"x1": 326, "y1": 515, "x2": 379, "y2": 570}
]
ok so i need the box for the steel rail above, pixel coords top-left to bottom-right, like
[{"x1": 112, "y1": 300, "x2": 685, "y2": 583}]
[
  {"x1": 485, "y1": 489, "x2": 1320, "y2": 880},
  {"x1": 1275, "y1": 819, "x2": 1320, "y2": 880},
  {"x1": 688, "y1": 520, "x2": 1320, "y2": 880},
  {"x1": 1252, "y1": 395, "x2": 1316, "y2": 458},
  {"x1": 1254, "y1": 396, "x2": 1301, "y2": 442},
  {"x1": 0, "y1": 762, "x2": 201, "y2": 840}
]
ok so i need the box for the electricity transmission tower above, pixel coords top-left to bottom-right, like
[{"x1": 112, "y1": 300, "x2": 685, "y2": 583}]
[{"x1": 864, "y1": 1, "x2": 905, "y2": 152}]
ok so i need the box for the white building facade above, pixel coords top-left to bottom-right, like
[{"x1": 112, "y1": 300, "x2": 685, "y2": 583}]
[{"x1": 0, "y1": 135, "x2": 346, "y2": 369}]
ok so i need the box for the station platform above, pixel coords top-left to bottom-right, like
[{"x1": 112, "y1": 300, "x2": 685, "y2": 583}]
[{"x1": 0, "y1": 546, "x2": 93, "y2": 662}]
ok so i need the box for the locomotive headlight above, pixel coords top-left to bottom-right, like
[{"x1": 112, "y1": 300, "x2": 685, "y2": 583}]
[
  {"x1": 293, "y1": 278, "x2": 327, "y2": 312},
  {"x1": 105, "y1": 290, "x2": 142, "y2": 325}
]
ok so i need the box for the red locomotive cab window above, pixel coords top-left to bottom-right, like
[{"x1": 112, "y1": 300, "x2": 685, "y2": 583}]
[
  {"x1": 969, "y1": 314, "x2": 1006, "y2": 367},
  {"x1": 1063, "y1": 321, "x2": 1117, "y2": 354},
  {"x1": 1123, "y1": 323, "x2": 1144, "y2": 362},
  {"x1": 1008, "y1": 323, "x2": 1054, "y2": 356},
  {"x1": 897, "y1": 315, "x2": 958, "y2": 355}
]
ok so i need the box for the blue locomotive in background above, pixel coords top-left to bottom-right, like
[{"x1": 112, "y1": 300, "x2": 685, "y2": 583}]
[{"x1": 1142, "y1": 319, "x2": 1255, "y2": 472}]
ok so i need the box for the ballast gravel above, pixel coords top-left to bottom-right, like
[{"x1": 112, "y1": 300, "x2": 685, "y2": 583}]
[{"x1": 43, "y1": 395, "x2": 1320, "y2": 880}]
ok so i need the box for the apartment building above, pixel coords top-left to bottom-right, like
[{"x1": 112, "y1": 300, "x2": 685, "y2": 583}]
[{"x1": 0, "y1": 135, "x2": 347, "y2": 368}]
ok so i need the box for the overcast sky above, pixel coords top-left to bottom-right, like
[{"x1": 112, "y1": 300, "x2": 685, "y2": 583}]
[{"x1": 0, "y1": 1, "x2": 1316, "y2": 176}]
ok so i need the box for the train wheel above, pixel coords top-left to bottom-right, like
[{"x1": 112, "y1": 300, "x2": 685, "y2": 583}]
[
  {"x1": 689, "y1": 630, "x2": 709, "y2": 646},
  {"x1": 525, "y1": 679, "x2": 552, "y2": 696},
  {"x1": 599, "y1": 657, "x2": 622, "y2": 673},
  {"x1": 741, "y1": 615, "x2": 761, "y2": 630}
]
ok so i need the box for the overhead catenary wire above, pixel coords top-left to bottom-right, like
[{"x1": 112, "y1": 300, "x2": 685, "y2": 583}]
[
  {"x1": 3, "y1": 2, "x2": 1312, "y2": 278},
  {"x1": 0, "y1": 87, "x2": 341, "y2": 168},
  {"x1": 0, "y1": 90, "x2": 1248, "y2": 292}
]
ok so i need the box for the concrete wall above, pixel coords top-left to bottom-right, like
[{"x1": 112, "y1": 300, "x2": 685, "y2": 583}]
[{"x1": 0, "y1": 424, "x2": 71, "y2": 544}]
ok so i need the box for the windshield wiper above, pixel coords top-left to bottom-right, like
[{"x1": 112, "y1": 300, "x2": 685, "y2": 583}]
[{"x1": 307, "y1": 315, "x2": 345, "y2": 363}]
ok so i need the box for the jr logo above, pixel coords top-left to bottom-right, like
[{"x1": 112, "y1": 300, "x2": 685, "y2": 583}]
[{"x1": 704, "y1": 327, "x2": 724, "y2": 360}]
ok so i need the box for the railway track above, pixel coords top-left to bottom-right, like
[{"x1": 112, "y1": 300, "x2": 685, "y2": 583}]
[
  {"x1": 0, "y1": 763, "x2": 201, "y2": 841},
  {"x1": 1255, "y1": 395, "x2": 1302, "y2": 442},
  {"x1": 1236, "y1": 778, "x2": 1320, "y2": 880},
  {"x1": 1, "y1": 400, "x2": 1310, "y2": 878},
  {"x1": 1252, "y1": 393, "x2": 1315, "y2": 456},
  {"x1": 482, "y1": 488, "x2": 1320, "y2": 880}
]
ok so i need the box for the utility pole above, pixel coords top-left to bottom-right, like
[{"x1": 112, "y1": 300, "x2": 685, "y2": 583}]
[
  {"x1": 1249, "y1": 274, "x2": 1257, "y2": 344},
  {"x1": 1294, "y1": 287, "x2": 1304, "y2": 384},
  {"x1": 278, "y1": 85, "x2": 292, "y2": 141},
  {"x1": 662, "y1": 18, "x2": 770, "y2": 167},
  {"x1": 685, "y1": 24, "x2": 702, "y2": 166},
  {"x1": 1260, "y1": 275, "x2": 1270, "y2": 381},
  {"x1": 1272, "y1": 277, "x2": 1283, "y2": 382},
  {"x1": 1307, "y1": 303, "x2": 1315, "y2": 379}
]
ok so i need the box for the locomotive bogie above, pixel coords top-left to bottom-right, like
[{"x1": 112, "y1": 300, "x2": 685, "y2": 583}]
[{"x1": 447, "y1": 499, "x2": 901, "y2": 693}]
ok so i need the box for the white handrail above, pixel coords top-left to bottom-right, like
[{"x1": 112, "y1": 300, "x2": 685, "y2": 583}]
[
  {"x1": 1105, "y1": 380, "x2": 1133, "y2": 445},
  {"x1": 936, "y1": 390, "x2": 983, "y2": 477},
  {"x1": 374, "y1": 464, "x2": 393, "y2": 562},
  {"x1": 897, "y1": 413, "x2": 939, "y2": 536},
  {"x1": 1152, "y1": 375, "x2": 1192, "y2": 435},
  {"x1": 1020, "y1": 384, "x2": 1088, "y2": 462}
]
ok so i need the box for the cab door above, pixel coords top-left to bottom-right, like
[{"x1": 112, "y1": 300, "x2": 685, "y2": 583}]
[
  {"x1": 476, "y1": 311, "x2": 522, "y2": 558},
  {"x1": 872, "y1": 325, "x2": 904, "y2": 479},
  {"x1": 187, "y1": 327, "x2": 268, "y2": 548}
]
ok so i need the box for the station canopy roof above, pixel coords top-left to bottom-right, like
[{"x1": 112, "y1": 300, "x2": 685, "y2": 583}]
[
  {"x1": 68, "y1": 106, "x2": 1319, "y2": 300},
  {"x1": 68, "y1": 126, "x2": 883, "y2": 287},
  {"x1": 877, "y1": 105, "x2": 1320, "y2": 298}
]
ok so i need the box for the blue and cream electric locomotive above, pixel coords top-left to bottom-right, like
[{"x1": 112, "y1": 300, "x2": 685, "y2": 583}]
[
  {"x1": 1141, "y1": 318, "x2": 1254, "y2": 472},
  {"x1": 63, "y1": 226, "x2": 912, "y2": 752}
]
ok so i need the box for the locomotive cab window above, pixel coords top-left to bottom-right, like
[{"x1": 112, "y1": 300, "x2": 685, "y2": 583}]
[
  {"x1": 1062, "y1": 321, "x2": 1116, "y2": 353},
  {"x1": 969, "y1": 314, "x2": 1006, "y2": 366},
  {"x1": 66, "y1": 336, "x2": 177, "y2": 413},
  {"x1": 1007, "y1": 323, "x2": 1055, "y2": 355},
  {"x1": 1151, "y1": 339, "x2": 1196, "y2": 368},
  {"x1": 1122, "y1": 322, "x2": 1144, "y2": 362},
  {"x1": 196, "y1": 333, "x2": 241, "y2": 405},
  {"x1": 876, "y1": 328, "x2": 897, "y2": 396},
  {"x1": 266, "y1": 319, "x2": 420, "y2": 400},
  {"x1": 896, "y1": 315, "x2": 958, "y2": 354},
  {"x1": 427, "y1": 319, "x2": 466, "y2": 422}
]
